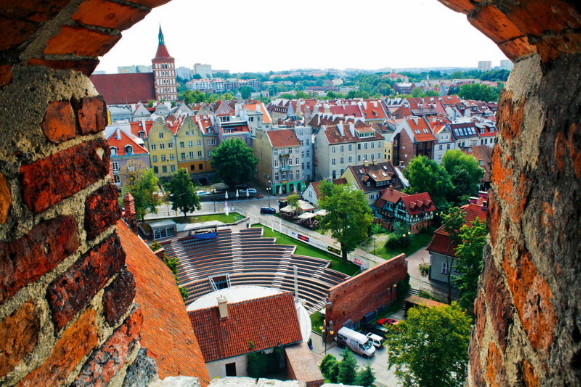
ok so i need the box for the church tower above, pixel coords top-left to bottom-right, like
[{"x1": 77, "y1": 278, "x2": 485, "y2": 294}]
[{"x1": 152, "y1": 26, "x2": 178, "y2": 102}]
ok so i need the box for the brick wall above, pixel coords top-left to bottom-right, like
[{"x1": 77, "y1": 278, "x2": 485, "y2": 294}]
[{"x1": 325, "y1": 254, "x2": 407, "y2": 334}]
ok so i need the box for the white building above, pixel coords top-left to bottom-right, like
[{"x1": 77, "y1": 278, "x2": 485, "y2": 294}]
[{"x1": 194, "y1": 63, "x2": 212, "y2": 78}]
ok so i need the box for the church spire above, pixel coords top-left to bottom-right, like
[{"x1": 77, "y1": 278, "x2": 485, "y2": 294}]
[{"x1": 158, "y1": 25, "x2": 165, "y2": 46}]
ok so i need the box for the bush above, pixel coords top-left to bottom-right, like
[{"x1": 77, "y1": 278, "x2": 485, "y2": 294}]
[
  {"x1": 355, "y1": 365, "x2": 376, "y2": 386},
  {"x1": 419, "y1": 263, "x2": 430, "y2": 276},
  {"x1": 320, "y1": 354, "x2": 338, "y2": 382},
  {"x1": 386, "y1": 233, "x2": 410, "y2": 249},
  {"x1": 370, "y1": 223, "x2": 385, "y2": 235},
  {"x1": 247, "y1": 347, "x2": 282, "y2": 378},
  {"x1": 150, "y1": 241, "x2": 162, "y2": 251}
]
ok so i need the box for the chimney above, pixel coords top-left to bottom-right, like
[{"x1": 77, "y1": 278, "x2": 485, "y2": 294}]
[
  {"x1": 123, "y1": 192, "x2": 138, "y2": 232},
  {"x1": 217, "y1": 294, "x2": 228, "y2": 319}
]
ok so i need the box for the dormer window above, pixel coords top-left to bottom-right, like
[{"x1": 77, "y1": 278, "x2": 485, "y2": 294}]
[
  {"x1": 125, "y1": 145, "x2": 133, "y2": 155},
  {"x1": 111, "y1": 147, "x2": 118, "y2": 156}
]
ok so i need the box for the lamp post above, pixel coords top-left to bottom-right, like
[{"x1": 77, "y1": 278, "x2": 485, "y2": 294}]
[
  {"x1": 267, "y1": 180, "x2": 271, "y2": 207},
  {"x1": 320, "y1": 321, "x2": 334, "y2": 355}
]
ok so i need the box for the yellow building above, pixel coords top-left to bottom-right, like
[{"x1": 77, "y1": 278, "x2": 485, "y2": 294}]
[
  {"x1": 198, "y1": 115, "x2": 219, "y2": 173},
  {"x1": 176, "y1": 115, "x2": 208, "y2": 175},
  {"x1": 146, "y1": 117, "x2": 178, "y2": 178}
]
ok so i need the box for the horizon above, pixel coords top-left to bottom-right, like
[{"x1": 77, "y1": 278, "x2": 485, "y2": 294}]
[{"x1": 95, "y1": 0, "x2": 509, "y2": 74}]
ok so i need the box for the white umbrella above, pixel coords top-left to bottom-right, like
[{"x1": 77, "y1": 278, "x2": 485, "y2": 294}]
[
  {"x1": 246, "y1": 189, "x2": 249, "y2": 198},
  {"x1": 236, "y1": 189, "x2": 239, "y2": 199},
  {"x1": 224, "y1": 201, "x2": 229, "y2": 216},
  {"x1": 225, "y1": 191, "x2": 228, "y2": 200}
]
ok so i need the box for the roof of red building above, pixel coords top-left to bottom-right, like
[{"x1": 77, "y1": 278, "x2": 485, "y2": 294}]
[
  {"x1": 90, "y1": 73, "x2": 155, "y2": 105},
  {"x1": 392, "y1": 105, "x2": 413, "y2": 119},
  {"x1": 129, "y1": 120, "x2": 153, "y2": 138},
  {"x1": 107, "y1": 129, "x2": 148, "y2": 155},
  {"x1": 405, "y1": 118, "x2": 436, "y2": 142},
  {"x1": 375, "y1": 187, "x2": 407, "y2": 208},
  {"x1": 323, "y1": 122, "x2": 383, "y2": 144},
  {"x1": 153, "y1": 44, "x2": 173, "y2": 61},
  {"x1": 188, "y1": 292, "x2": 302, "y2": 363},
  {"x1": 401, "y1": 192, "x2": 436, "y2": 215},
  {"x1": 329, "y1": 104, "x2": 363, "y2": 117},
  {"x1": 118, "y1": 221, "x2": 210, "y2": 384},
  {"x1": 267, "y1": 129, "x2": 300, "y2": 148}
]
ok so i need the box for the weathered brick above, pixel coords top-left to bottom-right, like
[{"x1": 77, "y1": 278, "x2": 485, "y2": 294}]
[
  {"x1": 522, "y1": 360, "x2": 540, "y2": 387},
  {"x1": 497, "y1": 90, "x2": 525, "y2": 142},
  {"x1": 74, "y1": 96, "x2": 107, "y2": 135},
  {"x1": 484, "y1": 262, "x2": 513, "y2": 351},
  {"x1": 502, "y1": 245, "x2": 556, "y2": 353},
  {"x1": 27, "y1": 58, "x2": 100, "y2": 76},
  {"x1": 124, "y1": 0, "x2": 171, "y2": 8},
  {"x1": 44, "y1": 26, "x2": 120, "y2": 57},
  {"x1": 536, "y1": 32, "x2": 581, "y2": 63},
  {"x1": 41, "y1": 101, "x2": 76, "y2": 143},
  {"x1": 0, "y1": 64, "x2": 12, "y2": 86},
  {"x1": 84, "y1": 183, "x2": 121, "y2": 240},
  {"x1": 73, "y1": 308, "x2": 143, "y2": 386},
  {"x1": 437, "y1": 0, "x2": 476, "y2": 14},
  {"x1": 469, "y1": 5, "x2": 524, "y2": 45},
  {"x1": 72, "y1": 0, "x2": 149, "y2": 30},
  {"x1": 0, "y1": 172, "x2": 10, "y2": 223},
  {"x1": 0, "y1": 16, "x2": 38, "y2": 50},
  {"x1": 505, "y1": 0, "x2": 581, "y2": 37},
  {"x1": 497, "y1": 36, "x2": 537, "y2": 61},
  {"x1": 20, "y1": 139, "x2": 110, "y2": 213},
  {"x1": 47, "y1": 233, "x2": 125, "y2": 329},
  {"x1": 19, "y1": 308, "x2": 98, "y2": 386},
  {"x1": 0, "y1": 216, "x2": 79, "y2": 305},
  {"x1": 468, "y1": 338, "x2": 484, "y2": 386},
  {"x1": 487, "y1": 191, "x2": 501, "y2": 247},
  {"x1": 0, "y1": 0, "x2": 69, "y2": 22},
  {"x1": 103, "y1": 268, "x2": 136, "y2": 326},
  {"x1": 0, "y1": 301, "x2": 39, "y2": 378},
  {"x1": 486, "y1": 341, "x2": 507, "y2": 386}
]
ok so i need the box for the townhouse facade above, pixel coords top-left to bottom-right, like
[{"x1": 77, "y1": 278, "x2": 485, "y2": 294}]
[
  {"x1": 145, "y1": 117, "x2": 178, "y2": 177},
  {"x1": 392, "y1": 116, "x2": 436, "y2": 166},
  {"x1": 108, "y1": 128, "x2": 150, "y2": 187}
]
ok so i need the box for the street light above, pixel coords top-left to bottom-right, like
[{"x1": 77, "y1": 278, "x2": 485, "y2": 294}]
[
  {"x1": 267, "y1": 180, "x2": 272, "y2": 207},
  {"x1": 320, "y1": 321, "x2": 334, "y2": 355}
]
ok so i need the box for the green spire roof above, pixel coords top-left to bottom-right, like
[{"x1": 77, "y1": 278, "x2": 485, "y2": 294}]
[{"x1": 158, "y1": 25, "x2": 165, "y2": 46}]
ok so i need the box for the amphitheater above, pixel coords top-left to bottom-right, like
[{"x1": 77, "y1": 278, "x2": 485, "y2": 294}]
[{"x1": 160, "y1": 227, "x2": 350, "y2": 313}]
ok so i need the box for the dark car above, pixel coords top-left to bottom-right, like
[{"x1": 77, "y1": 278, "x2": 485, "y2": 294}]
[
  {"x1": 362, "y1": 323, "x2": 390, "y2": 339},
  {"x1": 235, "y1": 184, "x2": 250, "y2": 189},
  {"x1": 260, "y1": 207, "x2": 276, "y2": 214}
]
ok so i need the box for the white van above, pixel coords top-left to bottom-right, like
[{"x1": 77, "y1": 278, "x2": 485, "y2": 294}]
[
  {"x1": 335, "y1": 327, "x2": 376, "y2": 358},
  {"x1": 365, "y1": 332, "x2": 385, "y2": 349}
]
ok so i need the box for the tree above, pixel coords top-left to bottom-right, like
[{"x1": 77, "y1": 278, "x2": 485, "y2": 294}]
[
  {"x1": 385, "y1": 303, "x2": 472, "y2": 387},
  {"x1": 458, "y1": 83, "x2": 499, "y2": 101},
  {"x1": 211, "y1": 138, "x2": 258, "y2": 186},
  {"x1": 167, "y1": 168, "x2": 201, "y2": 218},
  {"x1": 403, "y1": 155, "x2": 454, "y2": 209},
  {"x1": 454, "y1": 217, "x2": 487, "y2": 311},
  {"x1": 442, "y1": 206, "x2": 465, "y2": 304},
  {"x1": 286, "y1": 193, "x2": 299, "y2": 210},
  {"x1": 318, "y1": 181, "x2": 373, "y2": 261},
  {"x1": 320, "y1": 354, "x2": 339, "y2": 382},
  {"x1": 337, "y1": 349, "x2": 357, "y2": 385},
  {"x1": 125, "y1": 169, "x2": 164, "y2": 222},
  {"x1": 239, "y1": 85, "x2": 255, "y2": 99},
  {"x1": 355, "y1": 365, "x2": 375, "y2": 386},
  {"x1": 442, "y1": 150, "x2": 484, "y2": 204}
]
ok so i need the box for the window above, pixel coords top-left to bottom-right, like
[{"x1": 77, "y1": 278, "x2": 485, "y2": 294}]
[
  {"x1": 296, "y1": 170, "x2": 300, "y2": 179},
  {"x1": 207, "y1": 140, "x2": 211, "y2": 145},
  {"x1": 289, "y1": 172, "x2": 293, "y2": 180},
  {"x1": 208, "y1": 151, "x2": 212, "y2": 157},
  {"x1": 332, "y1": 158, "x2": 336, "y2": 165},
  {"x1": 158, "y1": 132, "x2": 164, "y2": 139},
  {"x1": 199, "y1": 163, "x2": 203, "y2": 170},
  {"x1": 170, "y1": 165, "x2": 176, "y2": 172},
  {"x1": 358, "y1": 144, "x2": 361, "y2": 150},
  {"x1": 332, "y1": 146, "x2": 336, "y2": 153},
  {"x1": 150, "y1": 144, "x2": 156, "y2": 151},
  {"x1": 181, "y1": 153, "x2": 186, "y2": 160},
  {"x1": 189, "y1": 141, "x2": 193, "y2": 147},
  {"x1": 274, "y1": 172, "x2": 279, "y2": 181},
  {"x1": 371, "y1": 153, "x2": 375, "y2": 160},
  {"x1": 348, "y1": 144, "x2": 353, "y2": 151},
  {"x1": 160, "y1": 143, "x2": 165, "y2": 150},
  {"x1": 168, "y1": 143, "x2": 173, "y2": 149},
  {"x1": 439, "y1": 144, "x2": 443, "y2": 150},
  {"x1": 112, "y1": 162, "x2": 120, "y2": 171},
  {"x1": 113, "y1": 174, "x2": 120, "y2": 183},
  {"x1": 340, "y1": 157, "x2": 344, "y2": 164},
  {"x1": 306, "y1": 150, "x2": 310, "y2": 157},
  {"x1": 169, "y1": 154, "x2": 174, "y2": 160},
  {"x1": 198, "y1": 151, "x2": 202, "y2": 157},
  {"x1": 447, "y1": 144, "x2": 451, "y2": 149},
  {"x1": 274, "y1": 160, "x2": 278, "y2": 167},
  {"x1": 180, "y1": 142, "x2": 185, "y2": 148},
  {"x1": 364, "y1": 154, "x2": 368, "y2": 161},
  {"x1": 295, "y1": 157, "x2": 299, "y2": 165},
  {"x1": 332, "y1": 170, "x2": 336, "y2": 179},
  {"x1": 110, "y1": 147, "x2": 117, "y2": 156},
  {"x1": 306, "y1": 162, "x2": 310, "y2": 168},
  {"x1": 349, "y1": 156, "x2": 353, "y2": 163},
  {"x1": 358, "y1": 155, "x2": 361, "y2": 161},
  {"x1": 161, "y1": 155, "x2": 166, "y2": 162},
  {"x1": 288, "y1": 159, "x2": 292, "y2": 166},
  {"x1": 377, "y1": 152, "x2": 381, "y2": 159},
  {"x1": 197, "y1": 140, "x2": 202, "y2": 146},
  {"x1": 152, "y1": 156, "x2": 158, "y2": 162},
  {"x1": 189, "y1": 152, "x2": 194, "y2": 158},
  {"x1": 153, "y1": 166, "x2": 158, "y2": 173},
  {"x1": 442, "y1": 262, "x2": 450, "y2": 275},
  {"x1": 364, "y1": 143, "x2": 368, "y2": 149},
  {"x1": 212, "y1": 139, "x2": 217, "y2": 145},
  {"x1": 162, "y1": 166, "x2": 167, "y2": 173},
  {"x1": 190, "y1": 165, "x2": 195, "y2": 171},
  {"x1": 371, "y1": 142, "x2": 375, "y2": 148},
  {"x1": 340, "y1": 145, "x2": 344, "y2": 152}
]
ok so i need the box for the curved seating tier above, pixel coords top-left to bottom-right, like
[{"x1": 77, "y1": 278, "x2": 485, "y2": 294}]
[{"x1": 168, "y1": 228, "x2": 350, "y2": 313}]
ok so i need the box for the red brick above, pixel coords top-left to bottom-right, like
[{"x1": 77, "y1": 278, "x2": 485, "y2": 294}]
[
  {"x1": 497, "y1": 90, "x2": 525, "y2": 142},
  {"x1": 0, "y1": 64, "x2": 12, "y2": 86},
  {"x1": 27, "y1": 58, "x2": 100, "y2": 76},
  {"x1": 84, "y1": 183, "x2": 121, "y2": 240},
  {"x1": 505, "y1": 0, "x2": 581, "y2": 37},
  {"x1": 483, "y1": 262, "x2": 513, "y2": 351},
  {"x1": 74, "y1": 96, "x2": 108, "y2": 135},
  {"x1": 0, "y1": 0, "x2": 69, "y2": 22},
  {"x1": 487, "y1": 191, "x2": 501, "y2": 247},
  {"x1": 103, "y1": 268, "x2": 136, "y2": 326},
  {"x1": 47, "y1": 233, "x2": 125, "y2": 330},
  {"x1": 44, "y1": 25, "x2": 120, "y2": 57},
  {"x1": 41, "y1": 101, "x2": 77, "y2": 143},
  {"x1": 124, "y1": 0, "x2": 171, "y2": 8},
  {"x1": 0, "y1": 301, "x2": 39, "y2": 378},
  {"x1": 19, "y1": 308, "x2": 98, "y2": 386},
  {"x1": 437, "y1": 0, "x2": 476, "y2": 14},
  {"x1": 72, "y1": 0, "x2": 149, "y2": 30},
  {"x1": 486, "y1": 341, "x2": 507, "y2": 386},
  {"x1": 497, "y1": 36, "x2": 537, "y2": 61},
  {"x1": 468, "y1": 338, "x2": 485, "y2": 386},
  {"x1": 469, "y1": 5, "x2": 524, "y2": 45},
  {"x1": 74, "y1": 308, "x2": 143, "y2": 386},
  {"x1": 502, "y1": 245, "x2": 556, "y2": 353},
  {"x1": 0, "y1": 216, "x2": 79, "y2": 305},
  {"x1": 20, "y1": 139, "x2": 110, "y2": 213},
  {"x1": 536, "y1": 32, "x2": 581, "y2": 63},
  {"x1": 0, "y1": 16, "x2": 38, "y2": 50},
  {"x1": 0, "y1": 172, "x2": 10, "y2": 223}
]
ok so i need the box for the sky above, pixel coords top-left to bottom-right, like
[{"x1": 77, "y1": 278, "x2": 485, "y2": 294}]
[{"x1": 95, "y1": 0, "x2": 509, "y2": 74}]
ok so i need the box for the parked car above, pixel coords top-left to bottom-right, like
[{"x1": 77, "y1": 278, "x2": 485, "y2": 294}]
[
  {"x1": 362, "y1": 323, "x2": 390, "y2": 339},
  {"x1": 240, "y1": 188, "x2": 257, "y2": 195},
  {"x1": 196, "y1": 190, "x2": 208, "y2": 196},
  {"x1": 335, "y1": 327, "x2": 375, "y2": 358},
  {"x1": 365, "y1": 332, "x2": 385, "y2": 349},
  {"x1": 377, "y1": 318, "x2": 399, "y2": 326},
  {"x1": 260, "y1": 207, "x2": 276, "y2": 215}
]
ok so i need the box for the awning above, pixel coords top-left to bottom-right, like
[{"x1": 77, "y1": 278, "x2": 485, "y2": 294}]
[
  {"x1": 298, "y1": 212, "x2": 316, "y2": 220},
  {"x1": 280, "y1": 206, "x2": 296, "y2": 213},
  {"x1": 314, "y1": 209, "x2": 327, "y2": 216}
]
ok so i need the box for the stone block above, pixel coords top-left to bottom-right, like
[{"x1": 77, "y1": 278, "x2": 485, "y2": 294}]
[
  {"x1": 47, "y1": 233, "x2": 125, "y2": 330},
  {"x1": 0, "y1": 216, "x2": 79, "y2": 305},
  {"x1": 27, "y1": 58, "x2": 100, "y2": 76},
  {"x1": 74, "y1": 96, "x2": 107, "y2": 135},
  {"x1": 103, "y1": 268, "x2": 136, "y2": 326},
  {"x1": 84, "y1": 183, "x2": 120, "y2": 240},
  {"x1": 41, "y1": 101, "x2": 77, "y2": 143},
  {"x1": 20, "y1": 139, "x2": 110, "y2": 213},
  {"x1": 0, "y1": 301, "x2": 39, "y2": 378},
  {"x1": 44, "y1": 25, "x2": 120, "y2": 57}
]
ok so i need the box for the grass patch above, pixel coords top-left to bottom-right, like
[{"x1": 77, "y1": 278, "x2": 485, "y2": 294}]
[
  {"x1": 373, "y1": 227, "x2": 435, "y2": 259},
  {"x1": 171, "y1": 212, "x2": 245, "y2": 224},
  {"x1": 310, "y1": 312, "x2": 324, "y2": 333},
  {"x1": 253, "y1": 225, "x2": 360, "y2": 276}
]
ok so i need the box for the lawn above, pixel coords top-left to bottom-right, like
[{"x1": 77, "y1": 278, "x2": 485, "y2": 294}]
[
  {"x1": 171, "y1": 212, "x2": 245, "y2": 224},
  {"x1": 371, "y1": 228, "x2": 435, "y2": 260},
  {"x1": 310, "y1": 312, "x2": 324, "y2": 334},
  {"x1": 252, "y1": 225, "x2": 360, "y2": 276}
]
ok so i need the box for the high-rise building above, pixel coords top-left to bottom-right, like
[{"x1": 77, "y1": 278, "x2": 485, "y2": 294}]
[
  {"x1": 500, "y1": 59, "x2": 514, "y2": 70},
  {"x1": 194, "y1": 63, "x2": 213, "y2": 78},
  {"x1": 152, "y1": 26, "x2": 178, "y2": 102},
  {"x1": 478, "y1": 61, "x2": 492, "y2": 72}
]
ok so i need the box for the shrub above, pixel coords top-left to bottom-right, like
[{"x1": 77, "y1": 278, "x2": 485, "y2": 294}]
[
  {"x1": 419, "y1": 262, "x2": 430, "y2": 276},
  {"x1": 247, "y1": 347, "x2": 282, "y2": 378}
]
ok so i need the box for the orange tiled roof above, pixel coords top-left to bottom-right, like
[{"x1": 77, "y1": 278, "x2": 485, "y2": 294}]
[
  {"x1": 267, "y1": 129, "x2": 300, "y2": 148},
  {"x1": 188, "y1": 292, "x2": 302, "y2": 363},
  {"x1": 129, "y1": 120, "x2": 153, "y2": 138},
  {"x1": 118, "y1": 221, "x2": 210, "y2": 385},
  {"x1": 406, "y1": 118, "x2": 436, "y2": 142},
  {"x1": 401, "y1": 192, "x2": 436, "y2": 215},
  {"x1": 107, "y1": 130, "x2": 148, "y2": 156},
  {"x1": 323, "y1": 123, "x2": 383, "y2": 144}
]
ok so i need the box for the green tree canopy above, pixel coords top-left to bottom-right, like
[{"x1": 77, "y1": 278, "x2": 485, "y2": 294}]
[
  {"x1": 124, "y1": 169, "x2": 164, "y2": 222},
  {"x1": 442, "y1": 150, "x2": 484, "y2": 204},
  {"x1": 337, "y1": 349, "x2": 357, "y2": 385},
  {"x1": 238, "y1": 86, "x2": 255, "y2": 99},
  {"x1": 355, "y1": 365, "x2": 376, "y2": 387},
  {"x1": 441, "y1": 206, "x2": 466, "y2": 303},
  {"x1": 385, "y1": 303, "x2": 472, "y2": 387},
  {"x1": 454, "y1": 217, "x2": 487, "y2": 311},
  {"x1": 167, "y1": 168, "x2": 201, "y2": 218},
  {"x1": 458, "y1": 83, "x2": 499, "y2": 102},
  {"x1": 286, "y1": 193, "x2": 299, "y2": 209},
  {"x1": 318, "y1": 181, "x2": 373, "y2": 261},
  {"x1": 211, "y1": 138, "x2": 258, "y2": 186},
  {"x1": 403, "y1": 155, "x2": 454, "y2": 209}
]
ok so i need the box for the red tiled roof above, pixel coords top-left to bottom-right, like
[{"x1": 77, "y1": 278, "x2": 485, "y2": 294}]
[
  {"x1": 153, "y1": 44, "x2": 173, "y2": 60},
  {"x1": 375, "y1": 187, "x2": 407, "y2": 208},
  {"x1": 401, "y1": 192, "x2": 436, "y2": 215},
  {"x1": 107, "y1": 129, "x2": 148, "y2": 155},
  {"x1": 324, "y1": 123, "x2": 383, "y2": 144},
  {"x1": 90, "y1": 73, "x2": 155, "y2": 105},
  {"x1": 406, "y1": 118, "x2": 436, "y2": 142},
  {"x1": 392, "y1": 105, "x2": 412, "y2": 119},
  {"x1": 267, "y1": 129, "x2": 300, "y2": 148},
  {"x1": 329, "y1": 105, "x2": 363, "y2": 117},
  {"x1": 129, "y1": 120, "x2": 153, "y2": 138},
  {"x1": 118, "y1": 221, "x2": 210, "y2": 384},
  {"x1": 188, "y1": 292, "x2": 302, "y2": 363}
]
